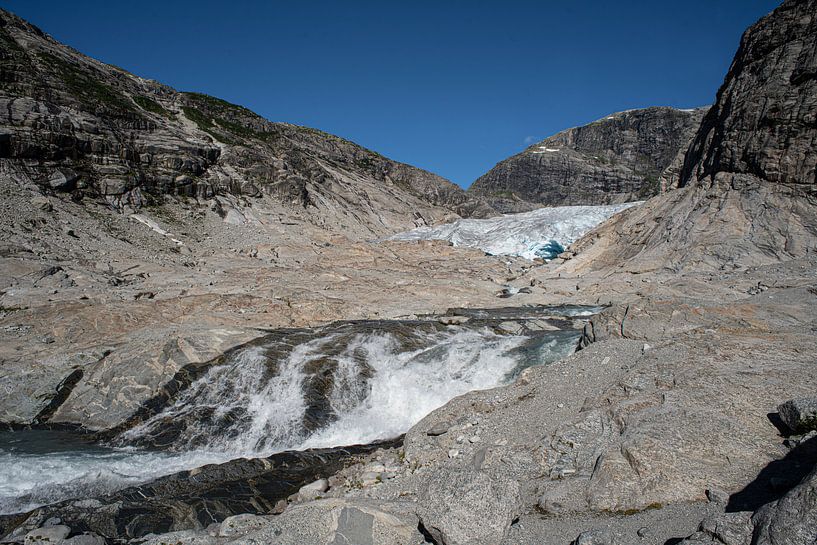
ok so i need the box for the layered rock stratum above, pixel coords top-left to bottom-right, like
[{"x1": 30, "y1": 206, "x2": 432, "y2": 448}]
[{"x1": 468, "y1": 106, "x2": 707, "y2": 211}]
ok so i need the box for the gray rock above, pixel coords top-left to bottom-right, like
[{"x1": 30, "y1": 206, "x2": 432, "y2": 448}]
[
  {"x1": 417, "y1": 469, "x2": 520, "y2": 545},
  {"x1": 98, "y1": 177, "x2": 132, "y2": 196},
  {"x1": 778, "y1": 397, "x2": 817, "y2": 434},
  {"x1": 571, "y1": 528, "x2": 617, "y2": 545},
  {"x1": 330, "y1": 507, "x2": 375, "y2": 545},
  {"x1": 680, "y1": 512, "x2": 754, "y2": 545},
  {"x1": 426, "y1": 422, "x2": 452, "y2": 436},
  {"x1": 218, "y1": 513, "x2": 272, "y2": 537},
  {"x1": 220, "y1": 499, "x2": 420, "y2": 545},
  {"x1": 298, "y1": 478, "x2": 330, "y2": 500},
  {"x1": 24, "y1": 525, "x2": 71, "y2": 545},
  {"x1": 751, "y1": 463, "x2": 817, "y2": 545},
  {"x1": 0, "y1": 6, "x2": 496, "y2": 230},
  {"x1": 536, "y1": 481, "x2": 588, "y2": 515},
  {"x1": 31, "y1": 196, "x2": 52, "y2": 211},
  {"x1": 47, "y1": 169, "x2": 79, "y2": 191},
  {"x1": 705, "y1": 487, "x2": 730, "y2": 504},
  {"x1": 62, "y1": 534, "x2": 105, "y2": 545}
]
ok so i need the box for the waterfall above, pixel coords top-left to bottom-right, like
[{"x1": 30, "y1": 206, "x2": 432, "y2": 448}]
[
  {"x1": 1, "y1": 310, "x2": 589, "y2": 515},
  {"x1": 118, "y1": 323, "x2": 563, "y2": 454}
]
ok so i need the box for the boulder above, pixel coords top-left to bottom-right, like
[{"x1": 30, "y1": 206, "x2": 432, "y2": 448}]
[
  {"x1": 24, "y1": 525, "x2": 71, "y2": 545},
  {"x1": 298, "y1": 478, "x2": 330, "y2": 501},
  {"x1": 47, "y1": 169, "x2": 79, "y2": 191},
  {"x1": 751, "y1": 464, "x2": 817, "y2": 545},
  {"x1": 417, "y1": 469, "x2": 520, "y2": 545},
  {"x1": 778, "y1": 397, "x2": 817, "y2": 434}
]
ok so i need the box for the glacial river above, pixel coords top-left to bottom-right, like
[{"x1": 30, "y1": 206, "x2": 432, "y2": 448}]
[{"x1": 0, "y1": 305, "x2": 599, "y2": 515}]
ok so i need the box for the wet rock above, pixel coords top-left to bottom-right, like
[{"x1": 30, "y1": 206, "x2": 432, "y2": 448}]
[
  {"x1": 438, "y1": 316, "x2": 469, "y2": 326},
  {"x1": 778, "y1": 397, "x2": 817, "y2": 434},
  {"x1": 417, "y1": 469, "x2": 520, "y2": 545},
  {"x1": 18, "y1": 441, "x2": 396, "y2": 541},
  {"x1": 138, "y1": 529, "x2": 220, "y2": 545}
]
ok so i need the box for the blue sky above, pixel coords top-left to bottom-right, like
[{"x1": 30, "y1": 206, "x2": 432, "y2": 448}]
[{"x1": 4, "y1": 1, "x2": 780, "y2": 187}]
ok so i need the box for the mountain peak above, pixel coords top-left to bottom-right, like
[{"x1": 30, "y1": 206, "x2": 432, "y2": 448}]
[{"x1": 468, "y1": 106, "x2": 707, "y2": 212}]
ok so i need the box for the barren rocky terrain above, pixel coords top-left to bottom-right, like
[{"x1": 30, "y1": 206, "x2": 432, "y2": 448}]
[{"x1": 1, "y1": 1, "x2": 817, "y2": 545}]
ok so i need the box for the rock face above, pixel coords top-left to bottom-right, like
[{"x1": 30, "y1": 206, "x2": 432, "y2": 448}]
[
  {"x1": 468, "y1": 107, "x2": 706, "y2": 212},
  {"x1": 0, "y1": 9, "x2": 492, "y2": 237},
  {"x1": 562, "y1": 0, "x2": 817, "y2": 273}
]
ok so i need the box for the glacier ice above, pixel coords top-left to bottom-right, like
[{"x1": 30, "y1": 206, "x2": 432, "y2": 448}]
[{"x1": 389, "y1": 202, "x2": 642, "y2": 260}]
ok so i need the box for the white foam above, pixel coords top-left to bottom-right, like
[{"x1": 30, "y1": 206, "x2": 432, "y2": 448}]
[
  {"x1": 0, "y1": 448, "x2": 229, "y2": 515},
  {"x1": 300, "y1": 329, "x2": 525, "y2": 448}
]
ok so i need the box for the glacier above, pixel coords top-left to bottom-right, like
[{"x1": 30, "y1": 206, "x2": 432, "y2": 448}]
[{"x1": 389, "y1": 202, "x2": 642, "y2": 260}]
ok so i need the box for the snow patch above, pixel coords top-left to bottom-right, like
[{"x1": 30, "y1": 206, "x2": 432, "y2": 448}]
[{"x1": 129, "y1": 214, "x2": 184, "y2": 246}]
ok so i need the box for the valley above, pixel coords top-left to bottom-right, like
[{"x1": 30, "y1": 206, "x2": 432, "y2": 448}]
[{"x1": 1, "y1": 1, "x2": 816, "y2": 544}]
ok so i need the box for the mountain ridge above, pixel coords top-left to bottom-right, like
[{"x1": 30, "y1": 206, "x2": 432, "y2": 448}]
[
  {"x1": 468, "y1": 106, "x2": 707, "y2": 212},
  {"x1": 0, "y1": 7, "x2": 494, "y2": 238}
]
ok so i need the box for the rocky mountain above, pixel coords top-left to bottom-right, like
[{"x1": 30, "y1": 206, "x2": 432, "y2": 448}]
[
  {"x1": 0, "y1": 9, "x2": 493, "y2": 239},
  {"x1": 469, "y1": 106, "x2": 707, "y2": 212},
  {"x1": 561, "y1": 0, "x2": 817, "y2": 273}
]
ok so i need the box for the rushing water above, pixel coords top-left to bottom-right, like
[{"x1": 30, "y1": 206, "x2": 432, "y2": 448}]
[{"x1": 0, "y1": 309, "x2": 592, "y2": 515}]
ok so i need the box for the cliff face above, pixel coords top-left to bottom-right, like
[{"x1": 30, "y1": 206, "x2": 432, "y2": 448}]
[
  {"x1": 468, "y1": 107, "x2": 706, "y2": 212},
  {"x1": 0, "y1": 9, "x2": 493, "y2": 238},
  {"x1": 561, "y1": 0, "x2": 817, "y2": 273}
]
